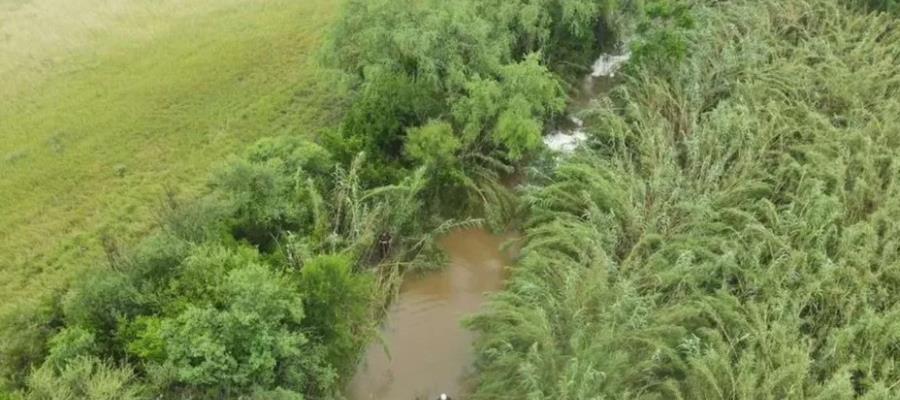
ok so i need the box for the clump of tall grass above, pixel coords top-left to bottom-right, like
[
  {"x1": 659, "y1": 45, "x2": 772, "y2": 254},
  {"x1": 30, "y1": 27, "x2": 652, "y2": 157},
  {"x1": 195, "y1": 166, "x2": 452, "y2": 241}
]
[{"x1": 467, "y1": 0, "x2": 900, "y2": 398}]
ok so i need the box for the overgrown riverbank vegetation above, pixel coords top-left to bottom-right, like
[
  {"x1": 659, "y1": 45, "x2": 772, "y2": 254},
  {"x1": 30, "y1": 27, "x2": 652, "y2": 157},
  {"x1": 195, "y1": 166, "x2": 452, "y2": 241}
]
[
  {"x1": 1, "y1": 0, "x2": 627, "y2": 398},
  {"x1": 3, "y1": 0, "x2": 898, "y2": 398},
  {"x1": 468, "y1": 0, "x2": 900, "y2": 398}
]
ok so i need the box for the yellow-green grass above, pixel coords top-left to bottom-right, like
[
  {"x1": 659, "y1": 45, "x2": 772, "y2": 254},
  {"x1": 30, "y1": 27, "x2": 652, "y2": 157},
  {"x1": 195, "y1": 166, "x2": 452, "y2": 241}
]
[{"x1": 0, "y1": 0, "x2": 341, "y2": 303}]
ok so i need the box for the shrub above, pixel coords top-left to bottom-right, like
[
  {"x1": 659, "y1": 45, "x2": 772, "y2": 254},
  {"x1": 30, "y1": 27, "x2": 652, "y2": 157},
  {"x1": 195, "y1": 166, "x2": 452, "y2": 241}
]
[
  {"x1": 26, "y1": 357, "x2": 144, "y2": 400},
  {"x1": 326, "y1": 0, "x2": 593, "y2": 175},
  {"x1": 120, "y1": 316, "x2": 165, "y2": 364},
  {"x1": 405, "y1": 121, "x2": 461, "y2": 168},
  {"x1": 159, "y1": 263, "x2": 310, "y2": 395},
  {"x1": 297, "y1": 255, "x2": 374, "y2": 375},
  {"x1": 61, "y1": 273, "x2": 143, "y2": 356},
  {"x1": 629, "y1": 0, "x2": 695, "y2": 69},
  {"x1": 0, "y1": 296, "x2": 62, "y2": 392},
  {"x1": 244, "y1": 136, "x2": 334, "y2": 178},
  {"x1": 43, "y1": 327, "x2": 97, "y2": 372},
  {"x1": 853, "y1": 0, "x2": 899, "y2": 13},
  {"x1": 209, "y1": 157, "x2": 302, "y2": 248}
]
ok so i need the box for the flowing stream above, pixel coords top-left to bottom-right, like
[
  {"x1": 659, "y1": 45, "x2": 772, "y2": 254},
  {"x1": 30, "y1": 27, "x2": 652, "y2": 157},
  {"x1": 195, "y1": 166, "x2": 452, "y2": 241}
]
[
  {"x1": 544, "y1": 45, "x2": 629, "y2": 153},
  {"x1": 346, "y1": 45, "x2": 629, "y2": 400},
  {"x1": 346, "y1": 229, "x2": 516, "y2": 400}
]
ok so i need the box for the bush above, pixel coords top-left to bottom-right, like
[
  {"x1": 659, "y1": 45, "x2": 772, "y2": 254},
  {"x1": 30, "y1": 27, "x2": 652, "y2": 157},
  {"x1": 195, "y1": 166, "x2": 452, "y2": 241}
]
[
  {"x1": 61, "y1": 273, "x2": 143, "y2": 357},
  {"x1": 159, "y1": 263, "x2": 311, "y2": 395},
  {"x1": 120, "y1": 232, "x2": 191, "y2": 294},
  {"x1": 209, "y1": 157, "x2": 303, "y2": 248},
  {"x1": 43, "y1": 327, "x2": 97, "y2": 372},
  {"x1": 629, "y1": 0, "x2": 695, "y2": 70},
  {"x1": 26, "y1": 357, "x2": 144, "y2": 400},
  {"x1": 0, "y1": 297, "x2": 62, "y2": 392},
  {"x1": 326, "y1": 0, "x2": 594, "y2": 176},
  {"x1": 296, "y1": 255, "x2": 373, "y2": 375},
  {"x1": 405, "y1": 121, "x2": 461, "y2": 168},
  {"x1": 853, "y1": 0, "x2": 899, "y2": 14},
  {"x1": 244, "y1": 136, "x2": 334, "y2": 177},
  {"x1": 207, "y1": 138, "x2": 337, "y2": 250}
]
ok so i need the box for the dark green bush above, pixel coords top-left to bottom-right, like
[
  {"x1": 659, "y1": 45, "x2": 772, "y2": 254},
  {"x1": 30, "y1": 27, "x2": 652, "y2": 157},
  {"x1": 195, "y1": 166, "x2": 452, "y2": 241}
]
[
  {"x1": 43, "y1": 327, "x2": 97, "y2": 371},
  {"x1": 158, "y1": 263, "x2": 310, "y2": 395},
  {"x1": 296, "y1": 255, "x2": 373, "y2": 375},
  {"x1": 853, "y1": 0, "x2": 899, "y2": 14},
  {"x1": 209, "y1": 157, "x2": 303, "y2": 249},
  {"x1": 629, "y1": 0, "x2": 695, "y2": 69},
  {"x1": 0, "y1": 296, "x2": 62, "y2": 392},
  {"x1": 325, "y1": 0, "x2": 610, "y2": 183},
  {"x1": 61, "y1": 273, "x2": 144, "y2": 357}
]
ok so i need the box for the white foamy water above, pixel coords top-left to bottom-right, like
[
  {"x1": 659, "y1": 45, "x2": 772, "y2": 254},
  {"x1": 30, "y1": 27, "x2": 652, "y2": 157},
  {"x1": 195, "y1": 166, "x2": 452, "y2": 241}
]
[
  {"x1": 544, "y1": 116, "x2": 588, "y2": 153},
  {"x1": 544, "y1": 47, "x2": 630, "y2": 153},
  {"x1": 591, "y1": 51, "x2": 631, "y2": 78}
]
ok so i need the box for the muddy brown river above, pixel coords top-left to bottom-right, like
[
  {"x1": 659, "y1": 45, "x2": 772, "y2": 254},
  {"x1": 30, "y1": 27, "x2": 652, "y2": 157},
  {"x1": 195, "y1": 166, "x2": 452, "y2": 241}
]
[
  {"x1": 346, "y1": 45, "x2": 628, "y2": 400},
  {"x1": 346, "y1": 228, "x2": 516, "y2": 400}
]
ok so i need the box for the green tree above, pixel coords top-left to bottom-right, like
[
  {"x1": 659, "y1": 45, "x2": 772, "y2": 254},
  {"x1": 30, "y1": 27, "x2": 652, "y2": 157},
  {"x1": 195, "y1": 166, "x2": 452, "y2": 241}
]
[
  {"x1": 297, "y1": 255, "x2": 373, "y2": 375},
  {"x1": 160, "y1": 263, "x2": 314, "y2": 396},
  {"x1": 405, "y1": 120, "x2": 461, "y2": 168}
]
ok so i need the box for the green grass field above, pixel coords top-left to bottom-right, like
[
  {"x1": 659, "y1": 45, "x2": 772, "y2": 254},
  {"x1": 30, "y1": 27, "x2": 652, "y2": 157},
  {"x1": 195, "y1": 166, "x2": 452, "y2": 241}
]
[{"x1": 0, "y1": 0, "x2": 340, "y2": 303}]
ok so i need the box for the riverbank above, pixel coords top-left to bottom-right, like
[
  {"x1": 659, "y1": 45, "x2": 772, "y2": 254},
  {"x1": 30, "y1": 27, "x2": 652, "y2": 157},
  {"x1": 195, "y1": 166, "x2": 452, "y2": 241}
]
[
  {"x1": 467, "y1": 1, "x2": 900, "y2": 398},
  {"x1": 1, "y1": 1, "x2": 646, "y2": 398},
  {"x1": 346, "y1": 38, "x2": 632, "y2": 398}
]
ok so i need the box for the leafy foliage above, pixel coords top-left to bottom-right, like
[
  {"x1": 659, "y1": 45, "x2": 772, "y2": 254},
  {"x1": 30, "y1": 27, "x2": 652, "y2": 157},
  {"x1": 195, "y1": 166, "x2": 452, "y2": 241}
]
[
  {"x1": 1, "y1": 133, "x2": 437, "y2": 399},
  {"x1": 468, "y1": 0, "x2": 900, "y2": 398},
  {"x1": 159, "y1": 263, "x2": 310, "y2": 394},
  {"x1": 323, "y1": 0, "x2": 624, "y2": 180},
  {"x1": 26, "y1": 357, "x2": 144, "y2": 400},
  {"x1": 297, "y1": 255, "x2": 373, "y2": 375},
  {"x1": 629, "y1": 0, "x2": 695, "y2": 69}
]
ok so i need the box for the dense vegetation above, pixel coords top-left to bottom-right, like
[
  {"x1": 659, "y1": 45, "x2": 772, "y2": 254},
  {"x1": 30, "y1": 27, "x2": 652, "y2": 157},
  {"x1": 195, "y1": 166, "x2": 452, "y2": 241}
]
[
  {"x1": 1, "y1": 136, "x2": 431, "y2": 399},
  {"x1": 1, "y1": 0, "x2": 624, "y2": 398},
  {"x1": 468, "y1": 0, "x2": 900, "y2": 399},
  {"x1": 321, "y1": 0, "x2": 635, "y2": 219},
  {"x1": 4, "y1": 0, "x2": 898, "y2": 398}
]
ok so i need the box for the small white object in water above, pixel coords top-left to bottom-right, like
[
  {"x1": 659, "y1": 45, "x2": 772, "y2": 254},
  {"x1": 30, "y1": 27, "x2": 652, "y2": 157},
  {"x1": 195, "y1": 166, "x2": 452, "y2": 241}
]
[
  {"x1": 439, "y1": 394, "x2": 450, "y2": 400},
  {"x1": 544, "y1": 115, "x2": 587, "y2": 153},
  {"x1": 544, "y1": 131, "x2": 587, "y2": 153},
  {"x1": 591, "y1": 52, "x2": 631, "y2": 78}
]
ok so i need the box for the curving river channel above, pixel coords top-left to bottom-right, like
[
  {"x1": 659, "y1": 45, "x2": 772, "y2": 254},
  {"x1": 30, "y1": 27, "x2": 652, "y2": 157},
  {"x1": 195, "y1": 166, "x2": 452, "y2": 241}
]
[{"x1": 346, "y1": 45, "x2": 629, "y2": 400}]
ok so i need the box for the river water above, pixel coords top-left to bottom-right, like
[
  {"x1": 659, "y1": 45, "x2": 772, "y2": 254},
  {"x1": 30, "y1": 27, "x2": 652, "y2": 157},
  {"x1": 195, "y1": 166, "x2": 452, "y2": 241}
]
[
  {"x1": 346, "y1": 45, "x2": 629, "y2": 400},
  {"x1": 346, "y1": 229, "x2": 517, "y2": 400},
  {"x1": 544, "y1": 45, "x2": 629, "y2": 153}
]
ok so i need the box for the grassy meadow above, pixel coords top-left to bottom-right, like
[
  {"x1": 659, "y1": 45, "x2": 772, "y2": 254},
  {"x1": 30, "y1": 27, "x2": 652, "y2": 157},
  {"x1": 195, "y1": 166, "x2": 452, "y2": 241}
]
[{"x1": 0, "y1": 0, "x2": 341, "y2": 302}]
